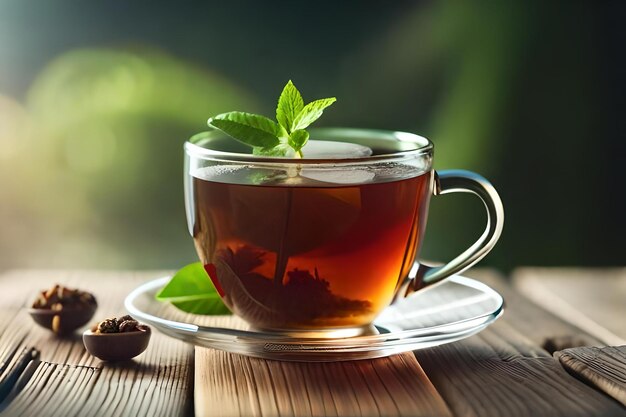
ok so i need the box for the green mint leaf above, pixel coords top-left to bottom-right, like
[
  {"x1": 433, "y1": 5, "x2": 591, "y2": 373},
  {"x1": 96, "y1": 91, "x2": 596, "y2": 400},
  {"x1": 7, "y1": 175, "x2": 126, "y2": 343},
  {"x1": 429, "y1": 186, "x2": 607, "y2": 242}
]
[
  {"x1": 208, "y1": 112, "x2": 281, "y2": 149},
  {"x1": 276, "y1": 80, "x2": 304, "y2": 134},
  {"x1": 156, "y1": 262, "x2": 231, "y2": 315},
  {"x1": 291, "y1": 97, "x2": 336, "y2": 131},
  {"x1": 288, "y1": 129, "x2": 309, "y2": 155},
  {"x1": 253, "y1": 143, "x2": 291, "y2": 157}
]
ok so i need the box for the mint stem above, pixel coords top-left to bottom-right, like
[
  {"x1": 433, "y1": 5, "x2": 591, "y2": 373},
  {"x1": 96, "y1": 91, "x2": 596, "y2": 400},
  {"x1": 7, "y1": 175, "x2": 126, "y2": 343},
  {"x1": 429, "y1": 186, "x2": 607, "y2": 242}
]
[{"x1": 273, "y1": 188, "x2": 294, "y2": 287}]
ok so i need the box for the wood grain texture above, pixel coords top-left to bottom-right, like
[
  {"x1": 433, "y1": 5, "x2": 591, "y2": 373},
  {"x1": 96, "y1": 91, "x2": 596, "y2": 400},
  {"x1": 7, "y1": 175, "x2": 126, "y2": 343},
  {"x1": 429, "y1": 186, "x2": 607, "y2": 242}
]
[
  {"x1": 195, "y1": 348, "x2": 451, "y2": 417},
  {"x1": 555, "y1": 345, "x2": 626, "y2": 406},
  {"x1": 512, "y1": 267, "x2": 626, "y2": 345},
  {"x1": 474, "y1": 270, "x2": 604, "y2": 349},
  {"x1": 190, "y1": 270, "x2": 469, "y2": 417},
  {"x1": 3, "y1": 268, "x2": 624, "y2": 417},
  {"x1": 0, "y1": 270, "x2": 193, "y2": 417},
  {"x1": 413, "y1": 270, "x2": 626, "y2": 417}
]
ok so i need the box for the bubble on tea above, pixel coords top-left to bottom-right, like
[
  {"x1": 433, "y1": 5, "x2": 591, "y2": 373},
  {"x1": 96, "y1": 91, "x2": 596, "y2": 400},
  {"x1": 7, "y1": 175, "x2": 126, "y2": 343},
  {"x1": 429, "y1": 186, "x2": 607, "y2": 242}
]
[
  {"x1": 300, "y1": 140, "x2": 372, "y2": 159},
  {"x1": 292, "y1": 140, "x2": 374, "y2": 185},
  {"x1": 299, "y1": 169, "x2": 375, "y2": 185}
]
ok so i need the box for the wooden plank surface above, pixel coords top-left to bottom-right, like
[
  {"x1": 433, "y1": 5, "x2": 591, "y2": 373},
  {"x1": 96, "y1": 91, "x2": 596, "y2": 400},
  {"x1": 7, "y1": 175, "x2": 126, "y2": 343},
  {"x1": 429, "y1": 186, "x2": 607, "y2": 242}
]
[
  {"x1": 475, "y1": 270, "x2": 605, "y2": 351},
  {"x1": 1, "y1": 269, "x2": 624, "y2": 417},
  {"x1": 195, "y1": 349, "x2": 451, "y2": 417},
  {"x1": 412, "y1": 270, "x2": 626, "y2": 417},
  {"x1": 0, "y1": 270, "x2": 193, "y2": 417},
  {"x1": 512, "y1": 268, "x2": 626, "y2": 408},
  {"x1": 555, "y1": 345, "x2": 626, "y2": 407},
  {"x1": 192, "y1": 313, "x2": 452, "y2": 416},
  {"x1": 512, "y1": 267, "x2": 626, "y2": 345}
]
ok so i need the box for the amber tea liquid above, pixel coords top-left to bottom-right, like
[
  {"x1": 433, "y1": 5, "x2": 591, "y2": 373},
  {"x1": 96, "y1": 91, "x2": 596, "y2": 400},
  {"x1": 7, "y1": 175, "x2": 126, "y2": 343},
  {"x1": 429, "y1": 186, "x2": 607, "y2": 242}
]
[{"x1": 190, "y1": 165, "x2": 433, "y2": 330}]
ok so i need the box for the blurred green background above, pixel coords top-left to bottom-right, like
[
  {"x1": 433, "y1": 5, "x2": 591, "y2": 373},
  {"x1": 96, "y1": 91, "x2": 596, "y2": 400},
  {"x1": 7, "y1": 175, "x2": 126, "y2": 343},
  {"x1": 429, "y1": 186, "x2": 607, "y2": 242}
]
[{"x1": 0, "y1": 1, "x2": 624, "y2": 272}]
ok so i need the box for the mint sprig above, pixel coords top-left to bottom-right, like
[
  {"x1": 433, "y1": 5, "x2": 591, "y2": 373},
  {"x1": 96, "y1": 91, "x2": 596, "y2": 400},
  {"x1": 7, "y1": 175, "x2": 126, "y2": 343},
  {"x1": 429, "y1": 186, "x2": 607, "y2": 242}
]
[
  {"x1": 208, "y1": 80, "x2": 336, "y2": 158},
  {"x1": 155, "y1": 262, "x2": 231, "y2": 315}
]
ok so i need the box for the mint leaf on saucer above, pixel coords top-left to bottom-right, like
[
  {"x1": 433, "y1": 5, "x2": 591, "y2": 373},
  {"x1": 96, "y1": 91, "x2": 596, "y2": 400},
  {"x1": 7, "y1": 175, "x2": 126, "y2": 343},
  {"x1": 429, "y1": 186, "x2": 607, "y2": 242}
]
[
  {"x1": 276, "y1": 80, "x2": 304, "y2": 133},
  {"x1": 206, "y1": 81, "x2": 336, "y2": 158},
  {"x1": 208, "y1": 112, "x2": 284, "y2": 149},
  {"x1": 155, "y1": 262, "x2": 231, "y2": 315},
  {"x1": 291, "y1": 97, "x2": 336, "y2": 131}
]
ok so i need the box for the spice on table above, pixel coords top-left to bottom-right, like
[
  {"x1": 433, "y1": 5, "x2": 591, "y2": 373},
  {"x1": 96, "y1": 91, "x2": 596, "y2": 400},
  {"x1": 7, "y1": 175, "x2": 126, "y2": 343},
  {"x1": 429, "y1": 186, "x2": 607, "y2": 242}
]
[
  {"x1": 93, "y1": 315, "x2": 149, "y2": 334},
  {"x1": 96, "y1": 318, "x2": 120, "y2": 333},
  {"x1": 32, "y1": 284, "x2": 97, "y2": 310},
  {"x1": 29, "y1": 284, "x2": 97, "y2": 334},
  {"x1": 84, "y1": 315, "x2": 151, "y2": 361}
]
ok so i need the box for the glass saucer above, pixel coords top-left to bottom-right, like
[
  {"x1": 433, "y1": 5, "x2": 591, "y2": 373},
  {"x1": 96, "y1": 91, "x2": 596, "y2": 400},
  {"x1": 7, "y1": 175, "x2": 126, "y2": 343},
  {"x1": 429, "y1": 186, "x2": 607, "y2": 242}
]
[{"x1": 124, "y1": 275, "x2": 503, "y2": 362}]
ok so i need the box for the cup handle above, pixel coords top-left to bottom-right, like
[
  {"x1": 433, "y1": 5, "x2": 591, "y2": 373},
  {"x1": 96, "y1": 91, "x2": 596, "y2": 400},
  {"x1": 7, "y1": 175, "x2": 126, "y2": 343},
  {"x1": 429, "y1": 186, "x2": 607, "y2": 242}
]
[{"x1": 395, "y1": 169, "x2": 504, "y2": 300}]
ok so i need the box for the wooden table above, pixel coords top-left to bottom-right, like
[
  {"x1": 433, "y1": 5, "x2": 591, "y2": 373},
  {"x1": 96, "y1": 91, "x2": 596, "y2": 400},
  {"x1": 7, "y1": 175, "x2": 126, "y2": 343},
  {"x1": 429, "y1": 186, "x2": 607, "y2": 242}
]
[{"x1": 0, "y1": 268, "x2": 624, "y2": 416}]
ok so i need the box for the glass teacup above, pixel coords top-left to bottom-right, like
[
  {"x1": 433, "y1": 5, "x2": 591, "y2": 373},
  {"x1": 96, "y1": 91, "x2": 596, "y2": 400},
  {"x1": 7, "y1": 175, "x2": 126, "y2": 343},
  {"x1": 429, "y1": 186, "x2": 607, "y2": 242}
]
[{"x1": 184, "y1": 128, "x2": 503, "y2": 337}]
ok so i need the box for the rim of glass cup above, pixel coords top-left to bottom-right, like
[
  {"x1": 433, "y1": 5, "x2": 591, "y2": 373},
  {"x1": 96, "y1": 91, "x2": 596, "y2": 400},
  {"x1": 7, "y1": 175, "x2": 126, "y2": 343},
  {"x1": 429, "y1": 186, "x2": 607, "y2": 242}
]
[{"x1": 184, "y1": 127, "x2": 434, "y2": 166}]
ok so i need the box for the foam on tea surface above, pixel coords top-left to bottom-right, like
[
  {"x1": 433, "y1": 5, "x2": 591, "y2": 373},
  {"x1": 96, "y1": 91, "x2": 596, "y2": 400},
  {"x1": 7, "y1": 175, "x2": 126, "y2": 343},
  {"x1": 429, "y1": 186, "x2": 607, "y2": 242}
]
[
  {"x1": 299, "y1": 140, "x2": 373, "y2": 158},
  {"x1": 192, "y1": 141, "x2": 427, "y2": 187}
]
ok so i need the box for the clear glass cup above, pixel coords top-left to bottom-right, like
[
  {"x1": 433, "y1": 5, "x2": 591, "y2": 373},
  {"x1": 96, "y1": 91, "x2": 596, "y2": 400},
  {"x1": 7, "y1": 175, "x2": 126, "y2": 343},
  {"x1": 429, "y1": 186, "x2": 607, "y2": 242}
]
[{"x1": 184, "y1": 127, "x2": 504, "y2": 337}]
